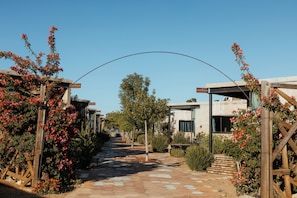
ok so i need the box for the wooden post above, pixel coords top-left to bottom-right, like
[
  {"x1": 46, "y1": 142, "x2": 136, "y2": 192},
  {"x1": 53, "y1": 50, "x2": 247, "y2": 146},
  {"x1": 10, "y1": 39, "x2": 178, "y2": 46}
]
[
  {"x1": 260, "y1": 81, "x2": 273, "y2": 197},
  {"x1": 145, "y1": 119, "x2": 149, "y2": 162},
  {"x1": 168, "y1": 108, "x2": 171, "y2": 144},
  {"x1": 98, "y1": 116, "x2": 102, "y2": 133},
  {"x1": 282, "y1": 145, "x2": 291, "y2": 197},
  {"x1": 209, "y1": 93, "x2": 213, "y2": 153},
  {"x1": 32, "y1": 84, "x2": 46, "y2": 187},
  {"x1": 93, "y1": 113, "x2": 96, "y2": 134}
]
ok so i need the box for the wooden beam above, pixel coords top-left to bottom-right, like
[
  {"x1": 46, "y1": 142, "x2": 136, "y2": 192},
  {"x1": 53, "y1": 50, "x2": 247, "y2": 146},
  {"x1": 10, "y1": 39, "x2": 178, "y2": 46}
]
[
  {"x1": 274, "y1": 88, "x2": 297, "y2": 107},
  {"x1": 272, "y1": 168, "x2": 290, "y2": 175},
  {"x1": 289, "y1": 177, "x2": 297, "y2": 187},
  {"x1": 273, "y1": 183, "x2": 287, "y2": 198},
  {"x1": 271, "y1": 83, "x2": 297, "y2": 90},
  {"x1": 196, "y1": 87, "x2": 208, "y2": 93},
  {"x1": 272, "y1": 122, "x2": 297, "y2": 161},
  {"x1": 70, "y1": 83, "x2": 81, "y2": 88},
  {"x1": 278, "y1": 121, "x2": 297, "y2": 155}
]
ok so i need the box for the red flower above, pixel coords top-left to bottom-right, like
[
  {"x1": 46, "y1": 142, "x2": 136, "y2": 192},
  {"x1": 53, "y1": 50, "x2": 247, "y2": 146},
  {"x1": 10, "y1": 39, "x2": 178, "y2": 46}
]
[{"x1": 21, "y1": 34, "x2": 28, "y2": 39}]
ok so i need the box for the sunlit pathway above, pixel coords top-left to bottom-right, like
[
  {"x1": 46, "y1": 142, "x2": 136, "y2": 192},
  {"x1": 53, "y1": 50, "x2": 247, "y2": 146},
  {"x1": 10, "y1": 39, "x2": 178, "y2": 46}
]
[{"x1": 64, "y1": 137, "x2": 237, "y2": 198}]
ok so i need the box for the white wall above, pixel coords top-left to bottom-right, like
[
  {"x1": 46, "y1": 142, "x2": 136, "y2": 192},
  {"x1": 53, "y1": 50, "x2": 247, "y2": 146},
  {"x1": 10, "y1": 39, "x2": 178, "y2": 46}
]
[{"x1": 169, "y1": 98, "x2": 247, "y2": 136}]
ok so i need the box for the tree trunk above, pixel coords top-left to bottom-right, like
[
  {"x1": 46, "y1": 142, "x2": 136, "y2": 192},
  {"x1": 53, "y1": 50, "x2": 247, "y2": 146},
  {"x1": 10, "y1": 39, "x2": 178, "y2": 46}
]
[{"x1": 145, "y1": 120, "x2": 149, "y2": 161}]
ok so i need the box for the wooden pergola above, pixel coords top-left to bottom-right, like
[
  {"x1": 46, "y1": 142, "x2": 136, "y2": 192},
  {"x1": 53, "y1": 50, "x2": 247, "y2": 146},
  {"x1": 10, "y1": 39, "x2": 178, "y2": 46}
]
[
  {"x1": 198, "y1": 76, "x2": 297, "y2": 197},
  {"x1": 0, "y1": 69, "x2": 81, "y2": 188}
]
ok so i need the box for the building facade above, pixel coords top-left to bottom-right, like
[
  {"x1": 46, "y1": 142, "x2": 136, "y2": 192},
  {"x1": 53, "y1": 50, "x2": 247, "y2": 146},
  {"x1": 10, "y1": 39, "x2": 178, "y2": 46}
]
[{"x1": 168, "y1": 97, "x2": 247, "y2": 140}]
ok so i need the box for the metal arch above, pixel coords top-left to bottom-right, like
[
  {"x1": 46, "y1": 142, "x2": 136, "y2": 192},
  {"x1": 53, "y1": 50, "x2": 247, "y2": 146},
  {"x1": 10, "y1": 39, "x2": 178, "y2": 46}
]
[{"x1": 73, "y1": 50, "x2": 249, "y2": 100}]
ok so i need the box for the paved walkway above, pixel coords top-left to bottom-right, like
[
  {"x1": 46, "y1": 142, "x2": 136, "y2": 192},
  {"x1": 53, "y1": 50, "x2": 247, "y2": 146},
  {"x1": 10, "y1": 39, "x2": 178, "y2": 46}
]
[{"x1": 65, "y1": 137, "x2": 238, "y2": 198}]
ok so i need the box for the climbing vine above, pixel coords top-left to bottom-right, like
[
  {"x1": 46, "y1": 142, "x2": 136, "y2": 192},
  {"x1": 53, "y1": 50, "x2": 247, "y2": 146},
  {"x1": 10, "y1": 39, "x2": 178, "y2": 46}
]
[
  {"x1": 230, "y1": 43, "x2": 297, "y2": 196},
  {"x1": 0, "y1": 26, "x2": 78, "y2": 191}
]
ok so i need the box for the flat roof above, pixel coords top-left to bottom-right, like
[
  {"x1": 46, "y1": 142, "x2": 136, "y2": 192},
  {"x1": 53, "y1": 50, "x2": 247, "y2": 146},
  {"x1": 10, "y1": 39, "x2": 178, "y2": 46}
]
[
  {"x1": 206, "y1": 76, "x2": 297, "y2": 89},
  {"x1": 203, "y1": 76, "x2": 297, "y2": 99},
  {"x1": 168, "y1": 102, "x2": 201, "y2": 110}
]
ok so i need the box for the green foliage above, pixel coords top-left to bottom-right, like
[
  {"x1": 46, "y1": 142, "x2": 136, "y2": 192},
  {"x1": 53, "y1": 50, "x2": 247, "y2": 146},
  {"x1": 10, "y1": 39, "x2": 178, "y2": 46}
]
[
  {"x1": 212, "y1": 135, "x2": 228, "y2": 154},
  {"x1": 97, "y1": 132, "x2": 111, "y2": 145},
  {"x1": 67, "y1": 130, "x2": 110, "y2": 172},
  {"x1": 222, "y1": 139, "x2": 242, "y2": 160},
  {"x1": 172, "y1": 132, "x2": 190, "y2": 144},
  {"x1": 195, "y1": 133, "x2": 237, "y2": 155},
  {"x1": 186, "y1": 98, "x2": 197, "y2": 102},
  {"x1": 136, "y1": 134, "x2": 145, "y2": 144},
  {"x1": 0, "y1": 132, "x2": 35, "y2": 171},
  {"x1": 152, "y1": 134, "x2": 168, "y2": 152},
  {"x1": 119, "y1": 73, "x2": 168, "y2": 134},
  {"x1": 170, "y1": 149, "x2": 185, "y2": 158},
  {"x1": 185, "y1": 145, "x2": 214, "y2": 171},
  {"x1": 201, "y1": 135, "x2": 230, "y2": 154},
  {"x1": 194, "y1": 132, "x2": 206, "y2": 146},
  {"x1": 105, "y1": 111, "x2": 133, "y2": 132},
  {"x1": 133, "y1": 131, "x2": 143, "y2": 141},
  {"x1": 70, "y1": 130, "x2": 97, "y2": 169}
]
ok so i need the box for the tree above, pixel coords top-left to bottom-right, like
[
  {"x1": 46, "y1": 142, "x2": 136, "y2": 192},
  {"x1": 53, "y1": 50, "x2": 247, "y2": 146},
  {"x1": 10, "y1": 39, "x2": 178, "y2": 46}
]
[
  {"x1": 119, "y1": 73, "x2": 169, "y2": 146},
  {"x1": 186, "y1": 98, "x2": 197, "y2": 102},
  {"x1": 105, "y1": 111, "x2": 132, "y2": 132}
]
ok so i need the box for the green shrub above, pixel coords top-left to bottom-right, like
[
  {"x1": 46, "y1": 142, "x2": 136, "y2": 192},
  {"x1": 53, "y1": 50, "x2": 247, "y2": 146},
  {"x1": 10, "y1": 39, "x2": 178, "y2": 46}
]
[
  {"x1": 194, "y1": 132, "x2": 206, "y2": 146},
  {"x1": 172, "y1": 132, "x2": 190, "y2": 144},
  {"x1": 152, "y1": 134, "x2": 168, "y2": 152},
  {"x1": 222, "y1": 138, "x2": 242, "y2": 160},
  {"x1": 170, "y1": 149, "x2": 185, "y2": 158},
  {"x1": 185, "y1": 145, "x2": 214, "y2": 171},
  {"x1": 134, "y1": 131, "x2": 144, "y2": 142},
  {"x1": 137, "y1": 134, "x2": 145, "y2": 144},
  {"x1": 97, "y1": 132, "x2": 110, "y2": 148},
  {"x1": 200, "y1": 134, "x2": 230, "y2": 154},
  {"x1": 70, "y1": 132, "x2": 96, "y2": 169},
  {"x1": 70, "y1": 130, "x2": 110, "y2": 169},
  {"x1": 212, "y1": 135, "x2": 226, "y2": 154}
]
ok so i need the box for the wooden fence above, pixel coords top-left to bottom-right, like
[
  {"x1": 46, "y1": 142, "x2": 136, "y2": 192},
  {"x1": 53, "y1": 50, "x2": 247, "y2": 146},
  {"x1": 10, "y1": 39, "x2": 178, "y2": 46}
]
[{"x1": 261, "y1": 81, "x2": 297, "y2": 197}]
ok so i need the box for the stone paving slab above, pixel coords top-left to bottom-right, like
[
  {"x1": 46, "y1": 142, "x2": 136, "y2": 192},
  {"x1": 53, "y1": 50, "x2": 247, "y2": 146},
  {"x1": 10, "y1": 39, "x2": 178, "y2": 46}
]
[{"x1": 64, "y1": 137, "x2": 238, "y2": 198}]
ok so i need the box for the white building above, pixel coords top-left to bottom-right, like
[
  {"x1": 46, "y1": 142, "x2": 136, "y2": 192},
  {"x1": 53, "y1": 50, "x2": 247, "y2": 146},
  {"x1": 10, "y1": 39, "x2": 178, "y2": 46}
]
[
  {"x1": 168, "y1": 97, "x2": 247, "y2": 140},
  {"x1": 168, "y1": 76, "x2": 297, "y2": 142}
]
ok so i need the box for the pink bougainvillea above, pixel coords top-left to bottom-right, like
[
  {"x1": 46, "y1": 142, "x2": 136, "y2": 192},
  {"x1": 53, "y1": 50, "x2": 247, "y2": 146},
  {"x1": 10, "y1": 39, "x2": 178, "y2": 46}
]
[
  {"x1": 230, "y1": 43, "x2": 297, "y2": 195},
  {"x1": 0, "y1": 26, "x2": 78, "y2": 190}
]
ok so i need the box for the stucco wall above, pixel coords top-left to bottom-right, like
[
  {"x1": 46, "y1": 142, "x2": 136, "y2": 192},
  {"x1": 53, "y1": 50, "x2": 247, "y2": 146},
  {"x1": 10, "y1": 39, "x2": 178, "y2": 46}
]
[{"x1": 169, "y1": 98, "x2": 247, "y2": 136}]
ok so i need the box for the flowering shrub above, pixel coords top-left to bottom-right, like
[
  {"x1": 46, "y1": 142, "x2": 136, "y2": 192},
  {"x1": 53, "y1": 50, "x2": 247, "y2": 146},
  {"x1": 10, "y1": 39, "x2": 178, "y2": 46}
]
[
  {"x1": 0, "y1": 27, "x2": 78, "y2": 191},
  {"x1": 33, "y1": 178, "x2": 61, "y2": 195},
  {"x1": 230, "y1": 108, "x2": 261, "y2": 195},
  {"x1": 230, "y1": 43, "x2": 297, "y2": 196}
]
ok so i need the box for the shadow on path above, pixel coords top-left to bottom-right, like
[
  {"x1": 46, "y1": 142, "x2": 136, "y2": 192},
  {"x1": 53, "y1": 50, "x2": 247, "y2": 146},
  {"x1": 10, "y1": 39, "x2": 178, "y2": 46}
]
[
  {"x1": 76, "y1": 137, "x2": 179, "y2": 182},
  {"x1": 0, "y1": 183, "x2": 41, "y2": 198}
]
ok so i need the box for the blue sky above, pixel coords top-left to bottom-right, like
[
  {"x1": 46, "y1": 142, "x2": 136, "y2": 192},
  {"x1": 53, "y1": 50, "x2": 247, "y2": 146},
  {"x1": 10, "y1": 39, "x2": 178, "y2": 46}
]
[{"x1": 1, "y1": 1, "x2": 297, "y2": 115}]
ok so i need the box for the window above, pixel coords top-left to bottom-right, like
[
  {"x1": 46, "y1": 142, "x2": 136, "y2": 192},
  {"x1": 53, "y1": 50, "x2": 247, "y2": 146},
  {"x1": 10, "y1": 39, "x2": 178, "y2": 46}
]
[
  {"x1": 179, "y1": 120, "x2": 194, "y2": 132},
  {"x1": 212, "y1": 116, "x2": 232, "y2": 133}
]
